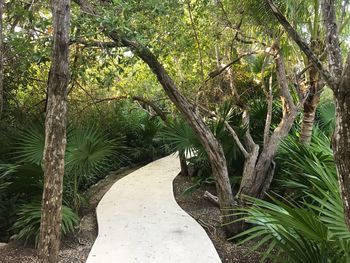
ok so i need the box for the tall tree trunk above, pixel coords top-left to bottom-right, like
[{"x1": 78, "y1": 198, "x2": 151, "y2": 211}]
[
  {"x1": 38, "y1": 0, "x2": 70, "y2": 262},
  {"x1": 300, "y1": 66, "x2": 323, "y2": 144},
  {"x1": 322, "y1": 0, "x2": 350, "y2": 230},
  {"x1": 127, "y1": 41, "x2": 235, "y2": 234},
  {"x1": 0, "y1": 0, "x2": 3, "y2": 119},
  {"x1": 333, "y1": 54, "x2": 350, "y2": 228}
]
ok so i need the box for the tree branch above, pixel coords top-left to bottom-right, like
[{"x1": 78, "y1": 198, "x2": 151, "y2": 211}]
[
  {"x1": 263, "y1": 76, "x2": 273, "y2": 147},
  {"x1": 206, "y1": 51, "x2": 258, "y2": 80},
  {"x1": 198, "y1": 105, "x2": 249, "y2": 157},
  {"x1": 83, "y1": 95, "x2": 168, "y2": 123},
  {"x1": 70, "y1": 38, "x2": 118, "y2": 48},
  {"x1": 265, "y1": 0, "x2": 336, "y2": 87}
]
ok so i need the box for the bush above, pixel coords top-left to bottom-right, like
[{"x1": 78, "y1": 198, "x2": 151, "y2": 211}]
[
  {"x1": 10, "y1": 201, "x2": 79, "y2": 246},
  {"x1": 0, "y1": 104, "x2": 167, "y2": 243},
  {"x1": 231, "y1": 131, "x2": 350, "y2": 262}
]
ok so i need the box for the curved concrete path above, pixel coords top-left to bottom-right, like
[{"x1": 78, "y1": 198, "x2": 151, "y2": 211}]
[{"x1": 86, "y1": 155, "x2": 221, "y2": 263}]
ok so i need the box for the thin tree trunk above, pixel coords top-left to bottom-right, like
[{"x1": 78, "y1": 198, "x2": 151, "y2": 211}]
[
  {"x1": 0, "y1": 0, "x2": 3, "y2": 119},
  {"x1": 322, "y1": 0, "x2": 350, "y2": 230},
  {"x1": 179, "y1": 153, "x2": 189, "y2": 177},
  {"x1": 38, "y1": 0, "x2": 70, "y2": 262},
  {"x1": 300, "y1": 65, "x2": 323, "y2": 144}
]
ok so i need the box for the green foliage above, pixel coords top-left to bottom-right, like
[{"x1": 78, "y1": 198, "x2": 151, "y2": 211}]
[
  {"x1": 317, "y1": 101, "x2": 335, "y2": 136},
  {"x1": 0, "y1": 163, "x2": 43, "y2": 198},
  {"x1": 233, "y1": 195, "x2": 349, "y2": 263},
  {"x1": 127, "y1": 115, "x2": 164, "y2": 162},
  {"x1": 11, "y1": 123, "x2": 127, "y2": 209},
  {"x1": 15, "y1": 124, "x2": 45, "y2": 165},
  {"x1": 104, "y1": 103, "x2": 165, "y2": 163},
  {"x1": 276, "y1": 129, "x2": 334, "y2": 197},
  {"x1": 161, "y1": 104, "x2": 245, "y2": 191},
  {"x1": 65, "y1": 126, "x2": 126, "y2": 209},
  {"x1": 161, "y1": 117, "x2": 201, "y2": 156},
  {"x1": 66, "y1": 126, "x2": 125, "y2": 180},
  {"x1": 232, "y1": 131, "x2": 350, "y2": 262},
  {"x1": 0, "y1": 174, "x2": 11, "y2": 238},
  {"x1": 10, "y1": 201, "x2": 79, "y2": 247}
]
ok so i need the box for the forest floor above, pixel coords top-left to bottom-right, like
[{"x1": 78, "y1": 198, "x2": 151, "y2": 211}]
[
  {"x1": 0, "y1": 165, "x2": 141, "y2": 263},
  {"x1": 173, "y1": 174, "x2": 267, "y2": 263}
]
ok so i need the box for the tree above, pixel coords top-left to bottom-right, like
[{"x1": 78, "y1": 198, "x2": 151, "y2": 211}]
[
  {"x1": 234, "y1": 43, "x2": 298, "y2": 200},
  {"x1": 71, "y1": 0, "x2": 306, "y2": 235},
  {"x1": 73, "y1": 0, "x2": 237, "y2": 235},
  {"x1": 264, "y1": 0, "x2": 350, "y2": 229},
  {"x1": 0, "y1": 0, "x2": 3, "y2": 119},
  {"x1": 38, "y1": 0, "x2": 70, "y2": 262}
]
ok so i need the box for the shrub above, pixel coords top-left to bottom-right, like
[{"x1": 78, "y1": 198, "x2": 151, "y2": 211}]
[
  {"x1": 231, "y1": 131, "x2": 350, "y2": 262},
  {"x1": 10, "y1": 201, "x2": 79, "y2": 247}
]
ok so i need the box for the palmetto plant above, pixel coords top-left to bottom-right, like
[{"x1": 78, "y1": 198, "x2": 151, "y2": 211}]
[
  {"x1": 127, "y1": 115, "x2": 164, "y2": 162},
  {"x1": 65, "y1": 126, "x2": 126, "y2": 209},
  {"x1": 0, "y1": 123, "x2": 126, "y2": 244},
  {"x1": 233, "y1": 195, "x2": 350, "y2": 263},
  {"x1": 14, "y1": 124, "x2": 126, "y2": 208},
  {"x1": 231, "y1": 131, "x2": 350, "y2": 262},
  {"x1": 14, "y1": 123, "x2": 45, "y2": 165},
  {"x1": 161, "y1": 103, "x2": 245, "y2": 189},
  {"x1": 10, "y1": 201, "x2": 79, "y2": 247},
  {"x1": 317, "y1": 100, "x2": 335, "y2": 137},
  {"x1": 276, "y1": 129, "x2": 334, "y2": 197}
]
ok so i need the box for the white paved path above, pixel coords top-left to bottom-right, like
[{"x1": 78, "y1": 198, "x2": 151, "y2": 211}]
[{"x1": 86, "y1": 155, "x2": 221, "y2": 263}]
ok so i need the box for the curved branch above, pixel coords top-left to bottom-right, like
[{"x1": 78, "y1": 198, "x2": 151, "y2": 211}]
[{"x1": 265, "y1": 0, "x2": 336, "y2": 87}]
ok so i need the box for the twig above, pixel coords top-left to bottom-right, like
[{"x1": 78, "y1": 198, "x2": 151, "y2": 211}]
[{"x1": 203, "y1": 191, "x2": 220, "y2": 207}]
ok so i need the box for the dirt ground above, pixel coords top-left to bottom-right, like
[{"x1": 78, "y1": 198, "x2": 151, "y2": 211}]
[{"x1": 173, "y1": 174, "x2": 266, "y2": 263}]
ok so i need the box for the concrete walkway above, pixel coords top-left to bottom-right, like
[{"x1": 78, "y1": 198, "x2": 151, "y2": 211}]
[{"x1": 86, "y1": 155, "x2": 221, "y2": 263}]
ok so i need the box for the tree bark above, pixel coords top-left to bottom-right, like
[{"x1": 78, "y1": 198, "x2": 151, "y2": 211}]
[
  {"x1": 322, "y1": 0, "x2": 350, "y2": 229},
  {"x1": 300, "y1": 63, "x2": 323, "y2": 144},
  {"x1": 38, "y1": 0, "x2": 70, "y2": 262},
  {"x1": 179, "y1": 153, "x2": 189, "y2": 177},
  {"x1": 238, "y1": 47, "x2": 297, "y2": 199},
  {"x1": 0, "y1": 0, "x2": 3, "y2": 119},
  {"x1": 333, "y1": 54, "x2": 350, "y2": 229}
]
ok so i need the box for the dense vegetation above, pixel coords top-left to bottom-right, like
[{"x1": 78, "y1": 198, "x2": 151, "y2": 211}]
[{"x1": 1, "y1": 0, "x2": 350, "y2": 262}]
